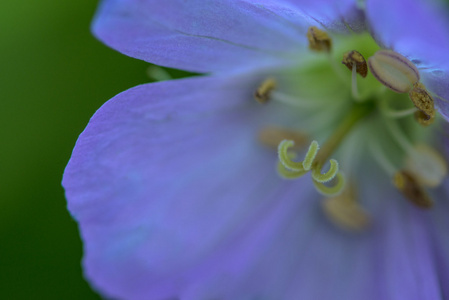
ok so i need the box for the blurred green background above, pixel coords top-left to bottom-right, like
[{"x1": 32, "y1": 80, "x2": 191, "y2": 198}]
[{"x1": 0, "y1": 1, "x2": 151, "y2": 298}]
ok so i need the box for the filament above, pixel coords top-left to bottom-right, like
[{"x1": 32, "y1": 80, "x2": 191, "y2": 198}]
[
  {"x1": 351, "y1": 63, "x2": 361, "y2": 101},
  {"x1": 380, "y1": 99, "x2": 418, "y2": 118},
  {"x1": 270, "y1": 91, "x2": 325, "y2": 108},
  {"x1": 368, "y1": 139, "x2": 397, "y2": 176}
]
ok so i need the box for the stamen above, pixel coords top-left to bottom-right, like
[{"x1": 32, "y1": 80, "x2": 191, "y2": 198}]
[
  {"x1": 405, "y1": 144, "x2": 448, "y2": 188},
  {"x1": 393, "y1": 170, "x2": 433, "y2": 208},
  {"x1": 254, "y1": 78, "x2": 277, "y2": 104},
  {"x1": 408, "y1": 82, "x2": 435, "y2": 125},
  {"x1": 342, "y1": 50, "x2": 368, "y2": 78},
  {"x1": 270, "y1": 91, "x2": 325, "y2": 108},
  {"x1": 351, "y1": 64, "x2": 361, "y2": 100},
  {"x1": 385, "y1": 118, "x2": 415, "y2": 155},
  {"x1": 368, "y1": 50, "x2": 420, "y2": 93},
  {"x1": 312, "y1": 159, "x2": 339, "y2": 183},
  {"x1": 307, "y1": 26, "x2": 332, "y2": 52},
  {"x1": 258, "y1": 127, "x2": 308, "y2": 149},
  {"x1": 313, "y1": 172, "x2": 346, "y2": 196},
  {"x1": 278, "y1": 140, "x2": 306, "y2": 172},
  {"x1": 381, "y1": 99, "x2": 418, "y2": 118},
  {"x1": 385, "y1": 119, "x2": 445, "y2": 188},
  {"x1": 369, "y1": 139, "x2": 397, "y2": 176},
  {"x1": 414, "y1": 111, "x2": 434, "y2": 126},
  {"x1": 322, "y1": 186, "x2": 370, "y2": 231}
]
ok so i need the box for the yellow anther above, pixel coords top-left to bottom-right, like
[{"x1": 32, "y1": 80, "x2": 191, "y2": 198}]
[
  {"x1": 393, "y1": 170, "x2": 433, "y2": 208},
  {"x1": 311, "y1": 159, "x2": 339, "y2": 183},
  {"x1": 322, "y1": 186, "x2": 370, "y2": 231},
  {"x1": 277, "y1": 161, "x2": 308, "y2": 179},
  {"x1": 306, "y1": 26, "x2": 332, "y2": 52},
  {"x1": 414, "y1": 111, "x2": 434, "y2": 126},
  {"x1": 313, "y1": 172, "x2": 346, "y2": 196},
  {"x1": 258, "y1": 127, "x2": 308, "y2": 150},
  {"x1": 254, "y1": 78, "x2": 276, "y2": 104},
  {"x1": 368, "y1": 50, "x2": 420, "y2": 93},
  {"x1": 302, "y1": 140, "x2": 319, "y2": 171},
  {"x1": 408, "y1": 82, "x2": 435, "y2": 124},
  {"x1": 342, "y1": 50, "x2": 368, "y2": 78},
  {"x1": 278, "y1": 140, "x2": 306, "y2": 172},
  {"x1": 405, "y1": 144, "x2": 448, "y2": 188}
]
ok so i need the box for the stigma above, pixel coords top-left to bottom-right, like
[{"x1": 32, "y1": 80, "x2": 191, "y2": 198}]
[{"x1": 277, "y1": 139, "x2": 344, "y2": 196}]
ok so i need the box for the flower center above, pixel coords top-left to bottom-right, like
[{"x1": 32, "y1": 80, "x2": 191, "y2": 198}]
[{"x1": 256, "y1": 27, "x2": 447, "y2": 231}]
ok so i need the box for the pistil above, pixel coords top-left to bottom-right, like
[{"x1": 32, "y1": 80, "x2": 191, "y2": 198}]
[{"x1": 277, "y1": 102, "x2": 374, "y2": 196}]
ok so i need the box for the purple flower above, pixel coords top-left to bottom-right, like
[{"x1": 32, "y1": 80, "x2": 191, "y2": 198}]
[{"x1": 63, "y1": 0, "x2": 449, "y2": 299}]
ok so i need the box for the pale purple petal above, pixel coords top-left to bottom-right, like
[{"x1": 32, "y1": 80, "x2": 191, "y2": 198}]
[
  {"x1": 64, "y1": 72, "x2": 447, "y2": 299},
  {"x1": 63, "y1": 74, "x2": 304, "y2": 299},
  {"x1": 421, "y1": 70, "x2": 449, "y2": 121},
  {"x1": 92, "y1": 0, "x2": 312, "y2": 73},
  {"x1": 281, "y1": 170, "x2": 443, "y2": 300},
  {"x1": 365, "y1": 0, "x2": 449, "y2": 119},
  {"x1": 282, "y1": 0, "x2": 366, "y2": 33},
  {"x1": 430, "y1": 180, "x2": 449, "y2": 298}
]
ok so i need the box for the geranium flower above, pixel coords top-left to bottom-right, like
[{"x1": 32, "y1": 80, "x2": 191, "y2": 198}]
[{"x1": 63, "y1": 0, "x2": 449, "y2": 299}]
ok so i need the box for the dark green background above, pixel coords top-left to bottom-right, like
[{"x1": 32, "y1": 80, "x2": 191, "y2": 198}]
[{"x1": 0, "y1": 1, "x2": 151, "y2": 298}]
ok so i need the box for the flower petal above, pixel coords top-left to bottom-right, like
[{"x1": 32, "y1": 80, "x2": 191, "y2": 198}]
[
  {"x1": 421, "y1": 70, "x2": 449, "y2": 121},
  {"x1": 366, "y1": 0, "x2": 449, "y2": 69},
  {"x1": 64, "y1": 73, "x2": 446, "y2": 299},
  {"x1": 282, "y1": 0, "x2": 366, "y2": 33},
  {"x1": 425, "y1": 180, "x2": 449, "y2": 298},
  {"x1": 366, "y1": 0, "x2": 449, "y2": 119},
  {"x1": 279, "y1": 171, "x2": 443, "y2": 300},
  {"x1": 63, "y1": 74, "x2": 306, "y2": 299},
  {"x1": 92, "y1": 0, "x2": 312, "y2": 73}
]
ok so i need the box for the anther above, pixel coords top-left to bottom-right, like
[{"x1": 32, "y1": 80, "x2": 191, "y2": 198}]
[
  {"x1": 408, "y1": 82, "x2": 435, "y2": 124},
  {"x1": 307, "y1": 26, "x2": 332, "y2": 52},
  {"x1": 405, "y1": 144, "x2": 447, "y2": 188},
  {"x1": 254, "y1": 78, "x2": 276, "y2": 103},
  {"x1": 322, "y1": 186, "x2": 370, "y2": 231},
  {"x1": 368, "y1": 50, "x2": 420, "y2": 93},
  {"x1": 342, "y1": 50, "x2": 368, "y2": 78},
  {"x1": 393, "y1": 170, "x2": 433, "y2": 208},
  {"x1": 414, "y1": 111, "x2": 434, "y2": 126},
  {"x1": 258, "y1": 127, "x2": 308, "y2": 150}
]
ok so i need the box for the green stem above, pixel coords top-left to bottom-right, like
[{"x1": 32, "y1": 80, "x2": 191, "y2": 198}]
[{"x1": 314, "y1": 102, "x2": 374, "y2": 166}]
